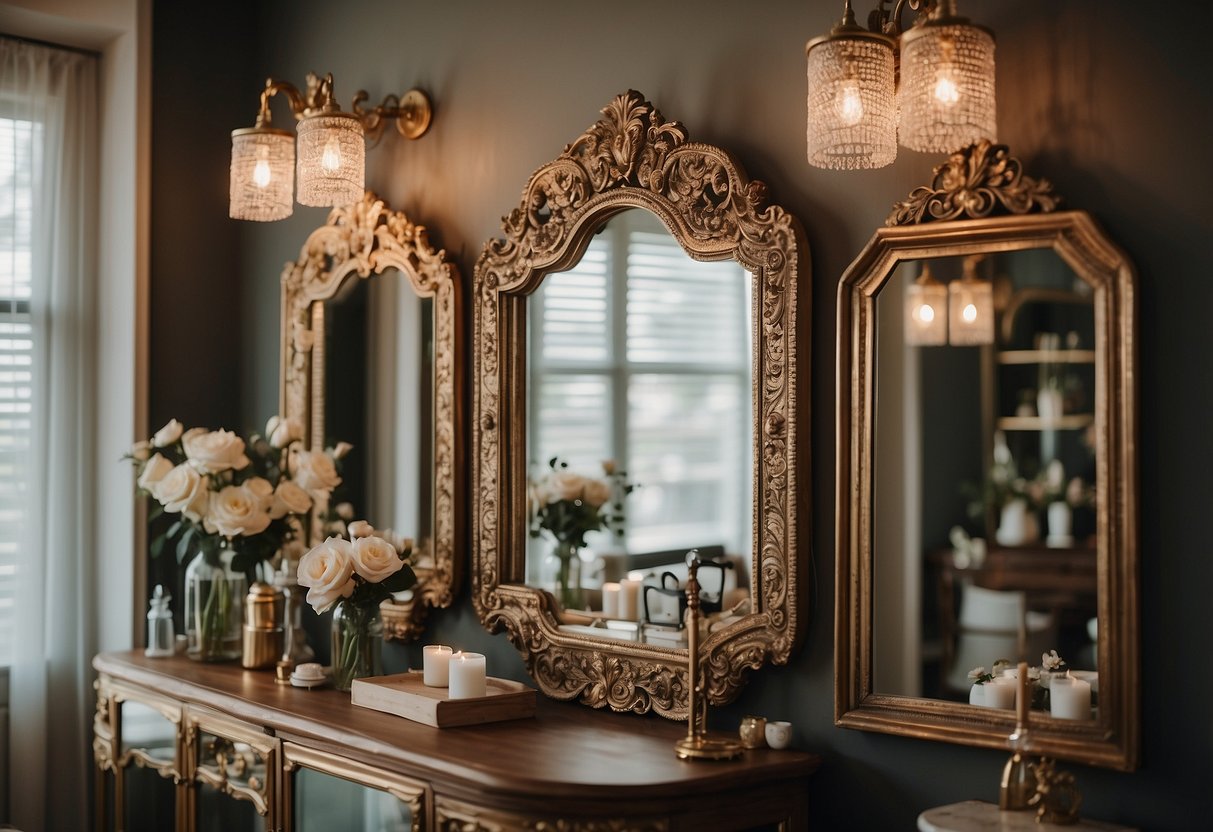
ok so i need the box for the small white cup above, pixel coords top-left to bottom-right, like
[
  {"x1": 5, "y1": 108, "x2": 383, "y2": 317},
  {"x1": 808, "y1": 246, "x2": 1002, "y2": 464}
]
[{"x1": 764, "y1": 720, "x2": 793, "y2": 750}]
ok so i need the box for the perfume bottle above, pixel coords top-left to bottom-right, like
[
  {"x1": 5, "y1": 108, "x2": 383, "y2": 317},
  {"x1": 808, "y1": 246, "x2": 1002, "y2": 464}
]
[{"x1": 144, "y1": 585, "x2": 175, "y2": 658}]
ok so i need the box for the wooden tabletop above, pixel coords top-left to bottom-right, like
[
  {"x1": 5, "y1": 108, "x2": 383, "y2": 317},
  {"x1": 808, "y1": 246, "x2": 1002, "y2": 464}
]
[
  {"x1": 96, "y1": 651, "x2": 819, "y2": 811},
  {"x1": 918, "y1": 801, "x2": 1136, "y2": 832}
]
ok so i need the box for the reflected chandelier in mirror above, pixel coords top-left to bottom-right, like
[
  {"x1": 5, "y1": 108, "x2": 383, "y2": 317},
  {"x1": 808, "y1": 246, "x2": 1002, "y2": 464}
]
[
  {"x1": 835, "y1": 141, "x2": 1138, "y2": 769},
  {"x1": 280, "y1": 192, "x2": 461, "y2": 641},
  {"x1": 473, "y1": 90, "x2": 810, "y2": 718}
]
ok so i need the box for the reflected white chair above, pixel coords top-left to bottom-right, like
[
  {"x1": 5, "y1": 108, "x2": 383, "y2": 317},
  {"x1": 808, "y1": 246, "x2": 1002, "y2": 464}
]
[{"x1": 946, "y1": 583, "x2": 1057, "y2": 692}]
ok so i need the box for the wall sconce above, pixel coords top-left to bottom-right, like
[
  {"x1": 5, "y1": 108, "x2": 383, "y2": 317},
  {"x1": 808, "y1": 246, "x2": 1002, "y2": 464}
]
[
  {"x1": 947, "y1": 255, "x2": 994, "y2": 345},
  {"x1": 805, "y1": 0, "x2": 996, "y2": 169},
  {"x1": 904, "y1": 262, "x2": 948, "y2": 345},
  {"x1": 230, "y1": 72, "x2": 433, "y2": 221}
]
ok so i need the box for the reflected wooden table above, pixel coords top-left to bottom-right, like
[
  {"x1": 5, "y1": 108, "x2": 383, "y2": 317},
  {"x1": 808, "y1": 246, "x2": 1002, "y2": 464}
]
[{"x1": 918, "y1": 800, "x2": 1135, "y2": 831}]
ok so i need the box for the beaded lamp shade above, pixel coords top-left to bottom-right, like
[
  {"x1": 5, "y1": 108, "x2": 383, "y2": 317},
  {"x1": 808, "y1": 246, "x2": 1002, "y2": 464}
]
[
  {"x1": 904, "y1": 265, "x2": 948, "y2": 345},
  {"x1": 229, "y1": 127, "x2": 294, "y2": 221},
  {"x1": 296, "y1": 111, "x2": 365, "y2": 207},
  {"x1": 898, "y1": 19, "x2": 997, "y2": 153},
  {"x1": 806, "y1": 30, "x2": 897, "y2": 170}
]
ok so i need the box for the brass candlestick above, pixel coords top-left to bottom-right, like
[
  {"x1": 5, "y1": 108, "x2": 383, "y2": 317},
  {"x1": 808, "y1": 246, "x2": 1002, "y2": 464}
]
[
  {"x1": 674, "y1": 557, "x2": 744, "y2": 761},
  {"x1": 998, "y1": 660, "x2": 1035, "y2": 810}
]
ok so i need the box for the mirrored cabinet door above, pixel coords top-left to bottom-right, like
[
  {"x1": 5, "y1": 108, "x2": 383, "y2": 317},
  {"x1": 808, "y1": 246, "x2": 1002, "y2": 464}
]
[{"x1": 282, "y1": 744, "x2": 425, "y2": 832}]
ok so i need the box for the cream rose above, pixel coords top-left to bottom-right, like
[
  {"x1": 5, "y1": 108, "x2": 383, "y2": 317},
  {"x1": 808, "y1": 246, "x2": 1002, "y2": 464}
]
[
  {"x1": 269, "y1": 480, "x2": 312, "y2": 519},
  {"x1": 291, "y1": 449, "x2": 342, "y2": 494},
  {"x1": 329, "y1": 441, "x2": 354, "y2": 460},
  {"x1": 266, "y1": 415, "x2": 304, "y2": 449},
  {"x1": 582, "y1": 478, "x2": 611, "y2": 508},
  {"x1": 152, "y1": 463, "x2": 209, "y2": 522},
  {"x1": 334, "y1": 501, "x2": 355, "y2": 520},
  {"x1": 130, "y1": 440, "x2": 152, "y2": 462},
  {"x1": 137, "y1": 453, "x2": 174, "y2": 492},
  {"x1": 152, "y1": 418, "x2": 184, "y2": 447},
  {"x1": 183, "y1": 428, "x2": 251, "y2": 474},
  {"x1": 205, "y1": 481, "x2": 273, "y2": 538},
  {"x1": 297, "y1": 536, "x2": 356, "y2": 612},
  {"x1": 351, "y1": 535, "x2": 404, "y2": 583},
  {"x1": 549, "y1": 470, "x2": 586, "y2": 502},
  {"x1": 348, "y1": 519, "x2": 374, "y2": 539}
]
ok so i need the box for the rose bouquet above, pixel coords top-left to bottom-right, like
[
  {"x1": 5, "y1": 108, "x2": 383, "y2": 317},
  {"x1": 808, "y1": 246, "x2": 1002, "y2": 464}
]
[
  {"x1": 528, "y1": 457, "x2": 634, "y2": 609},
  {"x1": 128, "y1": 415, "x2": 346, "y2": 660},
  {"x1": 297, "y1": 522, "x2": 416, "y2": 690}
]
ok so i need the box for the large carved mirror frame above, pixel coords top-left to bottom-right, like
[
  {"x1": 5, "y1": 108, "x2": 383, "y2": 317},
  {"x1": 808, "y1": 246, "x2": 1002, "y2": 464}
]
[
  {"x1": 280, "y1": 192, "x2": 462, "y2": 641},
  {"x1": 835, "y1": 142, "x2": 1138, "y2": 769},
  {"x1": 472, "y1": 91, "x2": 809, "y2": 718}
]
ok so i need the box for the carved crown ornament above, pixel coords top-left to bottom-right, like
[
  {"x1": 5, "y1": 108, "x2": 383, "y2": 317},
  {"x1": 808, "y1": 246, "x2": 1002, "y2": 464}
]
[
  {"x1": 887, "y1": 139, "x2": 1062, "y2": 226},
  {"x1": 279, "y1": 191, "x2": 461, "y2": 642},
  {"x1": 472, "y1": 91, "x2": 809, "y2": 719}
]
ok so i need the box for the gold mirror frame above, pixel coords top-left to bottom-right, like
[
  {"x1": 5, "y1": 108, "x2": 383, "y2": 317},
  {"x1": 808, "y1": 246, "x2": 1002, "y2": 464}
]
[
  {"x1": 280, "y1": 192, "x2": 462, "y2": 641},
  {"x1": 471, "y1": 91, "x2": 809, "y2": 718},
  {"x1": 835, "y1": 141, "x2": 1139, "y2": 769}
]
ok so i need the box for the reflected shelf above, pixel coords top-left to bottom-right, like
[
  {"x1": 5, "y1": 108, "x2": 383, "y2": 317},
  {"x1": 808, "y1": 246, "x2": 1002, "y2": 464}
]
[
  {"x1": 996, "y1": 349, "x2": 1096, "y2": 365},
  {"x1": 996, "y1": 414, "x2": 1094, "y2": 431}
]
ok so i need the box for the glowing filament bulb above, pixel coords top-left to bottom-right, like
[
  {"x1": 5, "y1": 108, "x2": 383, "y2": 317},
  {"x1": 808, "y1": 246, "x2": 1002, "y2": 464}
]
[
  {"x1": 836, "y1": 80, "x2": 864, "y2": 126},
  {"x1": 962, "y1": 303, "x2": 978, "y2": 323},
  {"x1": 321, "y1": 137, "x2": 342, "y2": 172},
  {"x1": 916, "y1": 304, "x2": 935, "y2": 325},
  {"x1": 934, "y1": 70, "x2": 960, "y2": 106},
  {"x1": 252, "y1": 159, "x2": 272, "y2": 188}
]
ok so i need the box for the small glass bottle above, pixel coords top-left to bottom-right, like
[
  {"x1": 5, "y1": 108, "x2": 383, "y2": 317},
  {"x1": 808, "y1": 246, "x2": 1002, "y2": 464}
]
[{"x1": 144, "y1": 584, "x2": 175, "y2": 658}]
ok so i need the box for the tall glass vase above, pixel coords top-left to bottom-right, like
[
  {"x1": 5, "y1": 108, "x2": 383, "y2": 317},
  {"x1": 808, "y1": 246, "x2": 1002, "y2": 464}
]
[
  {"x1": 330, "y1": 600, "x2": 383, "y2": 692},
  {"x1": 546, "y1": 540, "x2": 585, "y2": 611},
  {"x1": 183, "y1": 545, "x2": 246, "y2": 662}
]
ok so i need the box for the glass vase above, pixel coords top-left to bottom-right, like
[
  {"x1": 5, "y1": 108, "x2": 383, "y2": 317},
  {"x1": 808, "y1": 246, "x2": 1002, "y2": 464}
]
[
  {"x1": 184, "y1": 545, "x2": 246, "y2": 662},
  {"x1": 330, "y1": 600, "x2": 383, "y2": 692},
  {"x1": 546, "y1": 540, "x2": 585, "y2": 611}
]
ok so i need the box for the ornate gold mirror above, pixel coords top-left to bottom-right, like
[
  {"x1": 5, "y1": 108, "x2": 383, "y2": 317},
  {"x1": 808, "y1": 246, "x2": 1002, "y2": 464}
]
[
  {"x1": 281, "y1": 192, "x2": 461, "y2": 640},
  {"x1": 836, "y1": 142, "x2": 1138, "y2": 769},
  {"x1": 472, "y1": 91, "x2": 809, "y2": 718}
]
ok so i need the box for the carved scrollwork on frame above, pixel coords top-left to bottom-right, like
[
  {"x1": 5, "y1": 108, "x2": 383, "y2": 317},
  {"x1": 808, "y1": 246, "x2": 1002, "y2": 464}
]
[
  {"x1": 887, "y1": 139, "x2": 1062, "y2": 226},
  {"x1": 280, "y1": 191, "x2": 462, "y2": 639},
  {"x1": 472, "y1": 91, "x2": 809, "y2": 718}
]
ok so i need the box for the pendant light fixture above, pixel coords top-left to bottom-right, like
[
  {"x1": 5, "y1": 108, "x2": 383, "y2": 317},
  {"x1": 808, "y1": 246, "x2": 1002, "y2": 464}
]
[
  {"x1": 904, "y1": 262, "x2": 948, "y2": 345},
  {"x1": 805, "y1": 0, "x2": 997, "y2": 169},
  {"x1": 229, "y1": 73, "x2": 433, "y2": 221}
]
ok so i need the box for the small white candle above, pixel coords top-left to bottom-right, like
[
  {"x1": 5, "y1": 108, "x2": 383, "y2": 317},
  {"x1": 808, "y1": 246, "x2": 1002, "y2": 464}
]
[
  {"x1": 448, "y1": 651, "x2": 487, "y2": 699},
  {"x1": 1050, "y1": 673, "x2": 1092, "y2": 720},
  {"x1": 983, "y1": 678, "x2": 1016, "y2": 709},
  {"x1": 601, "y1": 583, "x2": 621, "y2": 618},
  {"x1": 618, "y1": 579, "x2": 641, "y2": 621},
  {"x1": 422, "y1": 645, "x2": 453, "y2": 687}
]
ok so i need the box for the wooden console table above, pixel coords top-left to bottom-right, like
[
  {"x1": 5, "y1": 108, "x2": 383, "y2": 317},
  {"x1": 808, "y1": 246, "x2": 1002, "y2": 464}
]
[{"x1": 93, "y1": 651, "x2": 819, "y2": 831}]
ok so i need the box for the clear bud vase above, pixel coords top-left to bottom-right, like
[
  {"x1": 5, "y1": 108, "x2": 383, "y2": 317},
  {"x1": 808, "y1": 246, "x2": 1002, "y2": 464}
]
[
  {"x1": 184, "y1": 545, "x2": 246, "y2": 662},
  {"x1": 330, "y1": 600, "x2": 383, "y2": 692},
  {"x1": 546, "y1": 540, "x2": 585, "y2": 611}
]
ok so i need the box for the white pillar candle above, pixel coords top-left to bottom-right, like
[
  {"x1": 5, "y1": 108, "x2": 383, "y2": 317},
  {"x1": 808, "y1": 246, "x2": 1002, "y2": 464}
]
[
  {"x1": 618, "y1": 579, "x2": 641, "y2": 621},
  {"x1": 983, "y1": 678, "x2": 1016, "y2": 709},
  {"x1": 601, "y1": 583, "x2": 621, "y2": 618},
  {"x1": 422, "y1": 645, "x2": 453, "y2": 687},
  {"x1": 448, "y1": 651, "x2": 487, "y2": 699},
  {"x1": 1050, "y1": 673, "x2": 1092, "y2": 720}
]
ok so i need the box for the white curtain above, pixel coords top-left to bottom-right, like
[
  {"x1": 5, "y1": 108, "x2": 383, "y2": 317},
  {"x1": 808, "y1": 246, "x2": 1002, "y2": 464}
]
[{"x1": 1, "y1": 36, "x2": 99, "y2": 830}]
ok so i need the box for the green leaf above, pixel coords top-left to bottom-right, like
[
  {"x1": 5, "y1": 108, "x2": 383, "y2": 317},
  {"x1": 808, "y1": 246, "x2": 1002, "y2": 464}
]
[
  {"x1": 150, "y1": 534, "x2": 166, "y2": 559},
  {"x1": 381, "y1": 565, "x2": 417, "y2": 594},
  {"x1": 176, "y1": 527, "x2": 195, "y2": 562}
]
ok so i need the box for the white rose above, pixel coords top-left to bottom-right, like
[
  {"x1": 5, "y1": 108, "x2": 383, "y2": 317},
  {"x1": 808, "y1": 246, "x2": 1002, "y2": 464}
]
[
  {"x1": 137, "y1": 453, "x2": 174, "y2": 492},
  {"x1": 329, "y1": 441, "x2": 354, "y2": 460},
  {"x1": 297, "y1": 536, "x2": 356, "y2": 613},
  {"x1": 348, "y1": 519, "x2": 374, "y2": 539},
  {"x1": 550, "y1": 470, "x2": 586, "y2": 502},
  {"x1": 270, "y1": 480, "x2": 312, "y2": 519},
  {"x1": 267, "y1": 415, "x2": 304, "y2": 449},
  {"x1": 334, "y1": 501, "x2": 355, "y2": 520},
  {"x1": 183, "y1": 428, "x2": 251, "y2": 474},
  {"x1": 152, "y1": 463, "x2": 209, "y2": 523},
  {"x1": 130, "y1": 440, "x2": 152, "y2": 461},
  {"x1": 582, "y1": 478, "x2": 611, "y2": 508},
  {"x1": 379, "y1": 528, "x2": 412, "y2": 555},
  {"x1": 291, "y1": 449, "x2": 342, "y2": 494},
  {"x1": 351, "y1": 535, "x2": 404, "y2": 583},
  {"x1": 205, "y1": 481, "x2": 272, "y2": 538},
  {"x1": 152, "y1": 418, "x2": 184, "y2": 447}
]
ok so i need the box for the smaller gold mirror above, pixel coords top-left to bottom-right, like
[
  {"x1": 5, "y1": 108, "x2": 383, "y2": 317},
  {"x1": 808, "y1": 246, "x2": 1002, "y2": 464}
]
[
  {"x1": 281, "y1": 192, "x2": 461, "y2": 640},
  {"x1": 836, "y1": 142, "x2": 1138, "y2": 770}
]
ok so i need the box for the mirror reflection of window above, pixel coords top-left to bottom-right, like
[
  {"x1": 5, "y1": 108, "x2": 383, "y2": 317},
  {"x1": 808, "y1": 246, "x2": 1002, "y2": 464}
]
[{"x1": 527, "y1": 209, "x2": 753, "y2": 563}]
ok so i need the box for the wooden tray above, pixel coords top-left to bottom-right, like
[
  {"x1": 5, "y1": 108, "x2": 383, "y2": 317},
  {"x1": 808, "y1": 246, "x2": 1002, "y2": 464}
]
[{"x1": 351, "y1": 670, "x2": 536, "y2": 728}]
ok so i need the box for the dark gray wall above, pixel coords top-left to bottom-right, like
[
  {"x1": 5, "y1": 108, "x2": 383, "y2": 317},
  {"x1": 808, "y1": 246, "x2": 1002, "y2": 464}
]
[{"x1": 149, "y1": 0, "x2": 1213, "y2": 828}]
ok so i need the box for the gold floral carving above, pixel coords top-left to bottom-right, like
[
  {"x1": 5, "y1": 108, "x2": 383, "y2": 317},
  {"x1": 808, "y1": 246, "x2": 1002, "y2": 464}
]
[
  {"x1": 280, "y1": 191, "x2": 462, "y2": 640},
  {"x1": 887, "y1": 139, "x2": 1061, "y2": 226},
  {"x1": 472, "y1": 91, "x2": 808, "y2": 718}
]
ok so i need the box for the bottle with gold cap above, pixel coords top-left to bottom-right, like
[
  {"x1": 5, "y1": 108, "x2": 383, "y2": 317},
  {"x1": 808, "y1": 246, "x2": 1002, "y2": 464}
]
[{"x1": 242, "y1": 582, "x2": 285, "y2": 669}]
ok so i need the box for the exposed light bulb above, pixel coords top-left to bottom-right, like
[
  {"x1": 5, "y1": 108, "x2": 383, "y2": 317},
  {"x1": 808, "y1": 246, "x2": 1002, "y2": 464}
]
[
  {"x1": 916, "y1": 304, "x2": 936, "y2": 325},
  {"x1": 962, "y1": 303, "x2": 977, "y2": 323},
  {"x1": 252, "y1": 159, "x2": 272, "y2": 188},
  {"x1": 934, "y1": 71, "x2": 960, "y2": 106},
  {"x1": 321, "y1": 138, "x2": 342, "y2": 172},
  {"x1": 836, "y1": 80, "x2": 864, "y2": 127}
]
